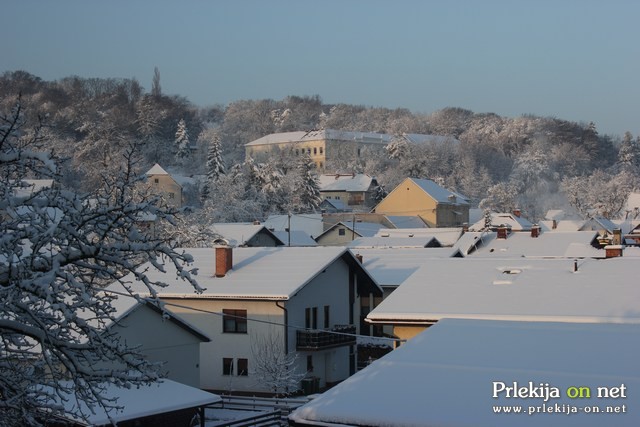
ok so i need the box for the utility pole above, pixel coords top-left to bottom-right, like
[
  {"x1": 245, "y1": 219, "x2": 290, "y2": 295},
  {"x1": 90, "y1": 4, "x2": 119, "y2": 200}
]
[{"x1": 287, "y1": 211, "x2": 291, "y2": 247}]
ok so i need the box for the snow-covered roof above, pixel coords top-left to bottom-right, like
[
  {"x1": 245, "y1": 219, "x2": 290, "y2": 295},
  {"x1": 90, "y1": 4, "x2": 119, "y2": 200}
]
[
  {"x1": 373, "y1": 228, "x2": 463, "y2": 246},
  {"x1": 383, "y1": 215, "x2": 427, "y2": 228},
  {"x1": 318, "y1": 174, "x2": 375, "y2": 192},
  {"x1": 318, "y1": 221, "x2": 387, "y2": 239},
  {"x1": 145, "y1": 163, "x2": 169, "y2": 175},
  {"x1": 264, "y1": 214, "x2": 325, "y2": 239},
  {"x1": 468, "y1": 231, "x2": 601, "y2": 259},
  {"x1": 469, "y1": 212, "x2": 534, "y2": 231},
  {"x1": 12, "y1": 179, "x2": 54, "y2": 197},
  {"x1": 347, "y1": 236, "x2": 440, "y2": 249},
  {"x1": 319, "y1": 198, "x2": 350, "y2": 212},
  {"x1": 350, "y1": 248, "x2": 461, "y2": 288},
  {"x1": 245, "y1": 129, "x2": 394, "y2": 147},
  {"x1": 290, "y1": 319, "x2": 640, "y2": 427},
  {"x1": 210, "y1": 223, "x2": 284, "y2": 246},
  {"x1": 108, "y1": 247, "x2": 379, "y2": 300},
  {"x1": 53, "y1": 379, "x2": 220, "y2": 425},
  {"x1": 409, "y1": 178, "x2": 470, "y2": 205},
  {"x1": 403, "y1": 133, "x2": 460, "y2": 145},
  {"x1": 367, "y1": 257, "x2": 640, "y2": 324},
  {"x1": 101, "y1": 294, "x2": 210, "y2": 342},
  {"x1": 272, "y1": 230, "x2": 318, "y2": 247}
]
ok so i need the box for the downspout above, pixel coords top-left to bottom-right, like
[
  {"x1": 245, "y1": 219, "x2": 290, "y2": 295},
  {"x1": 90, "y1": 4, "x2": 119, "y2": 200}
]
[{"x1": 275, "y1": 301, "x2": 289, "y2": 355}]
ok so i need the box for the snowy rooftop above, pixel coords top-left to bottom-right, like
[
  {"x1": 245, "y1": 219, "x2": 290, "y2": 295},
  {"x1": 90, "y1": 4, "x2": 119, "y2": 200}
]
[
  {"x1": 367, "y1": 257, "x2": 640, "y2": 324},
  {"x1": 347, "y1": 236, "x2": 440, "y2": 249},
  {"x1": 263, "y1": 214, "x2": 325, "y2": 239},
  {"x1": 409, "y1": 178, "x2": 470, "y2": 205},
  {"x1": 350, "y1": 248, "x2": 461, "y2": 288},
  {"x1": 12, "y1": 179, "x2": 54, "y2": 197},
  {"x1": 290, "y1": 319, "x2": 640, "y2": 427},
  {"x1": 320, "y1": 221, "x2": 387, "y2": 239},
  {"x1": 383, "y1": 215, "x2": 428, "y2": 228},
  {"x1": 469, "y1": 212, "x2": 534, "y2": 231},
  {"x1": 53, "y1": 379, "x2": 220, "y2": 425},
  {"x1": 145, "y1": 163, "x2": 169, "y2": 176},
  {"x1": 107, "y1": 247, "x2": 376, "y2": 300},
  {"x1": 245, "y1": 129, "x2": 393, "y2": 146},
  {"x1": 210, "y1": 223, "x2": 284, "y2": 246},
  {"x1": 374, "y1": 228, "x2": 463, "y2": 246},
  {"x1": 318, "y1": 174, "x2": 375, "y2": 192},
  {"x1": 272, "y1": 230, "x2": 318, "y2": 247},
  {"x1": 468, "y1": 231, "x2": 602, "y2": 259}
]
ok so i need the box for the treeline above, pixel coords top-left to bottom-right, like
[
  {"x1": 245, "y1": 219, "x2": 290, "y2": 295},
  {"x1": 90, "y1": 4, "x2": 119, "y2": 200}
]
[{"x1": 2, "y1": 70, "x2": 638, "y2": 221}]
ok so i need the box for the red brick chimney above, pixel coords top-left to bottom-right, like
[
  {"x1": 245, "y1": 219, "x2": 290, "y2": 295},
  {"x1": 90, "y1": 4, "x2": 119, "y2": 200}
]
[
  {"x1": 605, "y1": 245, "x2": 623, "y2": 258},
  {"x1": 215, "y1": 246, "x2": 233, "y2": 277},
  {"x1": 497, "y1": 225, "x2": 508, "y2": 239},
  {"x1": 531, "y1": 224, "x2": 540, "y2": 238}
]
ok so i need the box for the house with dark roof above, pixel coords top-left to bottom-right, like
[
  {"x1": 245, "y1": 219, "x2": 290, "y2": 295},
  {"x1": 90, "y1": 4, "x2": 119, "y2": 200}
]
[{"x1": 372, "y1": 178, "x2": 470, "y2": 227}]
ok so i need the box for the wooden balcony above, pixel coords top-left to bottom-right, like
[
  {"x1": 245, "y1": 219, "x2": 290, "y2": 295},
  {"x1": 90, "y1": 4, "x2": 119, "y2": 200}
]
[{"x1": 296, "y1": 325, "x2": 356, "y2": 351}]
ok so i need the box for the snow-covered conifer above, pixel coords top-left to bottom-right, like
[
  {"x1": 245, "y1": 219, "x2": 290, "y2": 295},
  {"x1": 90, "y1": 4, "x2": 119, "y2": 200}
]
[
  {"x1": 174, "y1": 118, "x2": 190, "y2": 159},
  {"x1": 294, "y1": 153, "x2": 322, "y2": 213}
]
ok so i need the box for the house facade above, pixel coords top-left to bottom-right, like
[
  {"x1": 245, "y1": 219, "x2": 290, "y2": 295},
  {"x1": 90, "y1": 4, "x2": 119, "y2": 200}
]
[
  {"x1": 104, "y1": 300, "x2": 210, "y2": 388},
  {"x1": 145, "y1": 163, "x2": 183, "y2": 208},
  {"x1": 372, "y1": 178, "x2": 470, "y2": 227},
  {"x1": 245, "y1": 130, "x2": 391, "y2": 171},
  {"x1": 110, "y1": 246, "x2": 382, "y2": 395},
  {"x1": 318, "y1": 174, "x2": 379, "y2": 210}
]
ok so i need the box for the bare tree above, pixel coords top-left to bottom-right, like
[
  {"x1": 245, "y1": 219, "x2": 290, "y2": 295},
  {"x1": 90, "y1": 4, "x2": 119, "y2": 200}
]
[
  {"x1": 151, "y1": 66, "x2": 161, "y2": 97},
  {"x1": 0, "y1": 99, "x2": 201, "y2": 425},
  {"x1": 250, "y1": 332, "x2": 305, "y2": 396}
]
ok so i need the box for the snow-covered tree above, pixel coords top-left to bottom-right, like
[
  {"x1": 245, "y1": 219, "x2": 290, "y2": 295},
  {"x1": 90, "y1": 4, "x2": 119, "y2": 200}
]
[
  {"x1": 617, "y1": 131, "x2": 640, "y2": 174},
  {"x1": 250, "y1": 332, "x2": 305, "y2": 396},
  {"x1": 0, "y1": 100, "x2": 201, "y2": 425},
  {"x1": 479, "y1": 182, "x2": 519, "y2": 213},
  {"x1": 293, "y1": 154, "x2": 322, "y2": 213},
  {"x1": 175, "y1": 118, "x2": 190, "y2": 159},
  {"x1": 201, "y1": 130, "x2": 226, "y2": 201},
  {"x1": 385, "y1": 134, "x2": 409, "y2": 160}
]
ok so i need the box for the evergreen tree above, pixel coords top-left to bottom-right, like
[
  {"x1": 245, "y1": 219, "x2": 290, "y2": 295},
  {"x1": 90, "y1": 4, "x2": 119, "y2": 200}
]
[
  {"x1": 175, "y1": 118, "x2": 190, "y2": 159},
  {"x1": 617, "y1": 131, "x2": 639, "y2": 174},
  {"x1": 294, "y1": 153, "x2": 322, "y2": 213},
  {"x1": 201, "y1": 131, "x2": 226, "y2": 201}
]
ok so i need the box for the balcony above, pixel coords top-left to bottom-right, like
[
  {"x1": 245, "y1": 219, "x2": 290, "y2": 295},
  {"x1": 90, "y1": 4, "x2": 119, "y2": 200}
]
[{"x1": 296, "y1": 325, "x2": 356, "y2": 351}]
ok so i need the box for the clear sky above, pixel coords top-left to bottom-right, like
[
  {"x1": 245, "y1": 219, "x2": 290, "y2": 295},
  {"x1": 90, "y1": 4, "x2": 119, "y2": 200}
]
[{"x1": 4, "y1": 0, "x2": 639, "y2": 136}]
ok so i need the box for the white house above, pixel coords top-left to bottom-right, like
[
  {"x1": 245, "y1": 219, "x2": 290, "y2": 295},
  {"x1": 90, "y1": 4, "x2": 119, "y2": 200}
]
[{"x1": 108, "y1": 246, "x2": 382, "y2": 395}]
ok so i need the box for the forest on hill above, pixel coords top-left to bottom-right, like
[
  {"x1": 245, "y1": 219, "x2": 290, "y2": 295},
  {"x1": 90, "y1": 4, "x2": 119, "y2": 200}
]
[{"x1": 2, "y1": 70, "x2": 638, "y2": 222}]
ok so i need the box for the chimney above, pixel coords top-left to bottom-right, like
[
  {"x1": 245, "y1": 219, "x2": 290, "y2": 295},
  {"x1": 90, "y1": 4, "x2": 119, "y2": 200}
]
[
  {"x1": 531, "y1": 224, "x2": 540, "y2": 238},
  {"x1": 355, "y1": 253, "x2": 363, "y2": 264},
  {"x1": 215, "y1": 246, "x2": 233, "y2": 277},
  {"x1": 552, "y1": 219, "x2": 557, "y2": 230},
  {"x1": 462, "y1": 223, "x2": 469, "y2": 233},
  {"x1": 513, "y1": 208, "x2": 521, "y2": 218},
  {"x1": 612, "y1": 228, "x2": 622, "y2": 246},
  {"x1": 252, "y1": 220, "x2": 261, "y2": 225},
  {"x1": 497, "y1": 224, "x2": 508, "y2": 239},
  {"x1": 605, "y1": 245, "x2": 623, "y2": 259},
  {"x1": 573, "y1": 259, "x2": 578, "y2": 272}
]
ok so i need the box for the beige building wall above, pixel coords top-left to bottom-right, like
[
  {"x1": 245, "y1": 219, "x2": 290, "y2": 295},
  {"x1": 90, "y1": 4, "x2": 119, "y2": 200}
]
[
  {"x1": 373, "y1": 179, "x2": 438, "y2": 226},
  {"x1": 247, "y1": 139, "x2": 327, "y2": 170},
  {"x1": 393, "y1": 324, "x2": 429, "y2": 344},
  {"x1": 148, "y1": 174, "x2": 182, "y2": 208}
]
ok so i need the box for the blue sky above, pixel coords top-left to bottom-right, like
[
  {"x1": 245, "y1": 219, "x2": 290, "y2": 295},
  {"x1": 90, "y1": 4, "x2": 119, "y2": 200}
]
[{"x1": 4, "y1": 0, "x2": 639, "y2": 136}]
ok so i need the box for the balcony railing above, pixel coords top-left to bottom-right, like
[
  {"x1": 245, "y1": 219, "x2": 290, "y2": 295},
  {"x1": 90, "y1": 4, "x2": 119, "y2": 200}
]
[{"x1": 296, "y1": 325, "x2": 356, "y2": 351}]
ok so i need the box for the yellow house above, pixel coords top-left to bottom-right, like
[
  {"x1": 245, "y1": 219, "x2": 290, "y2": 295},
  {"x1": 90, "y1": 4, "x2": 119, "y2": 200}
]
[
  {"x1": 372, "y1": 178, "x2": 469, "y2": 227},
  {"x1": 145, "y1": 163, "x2": 183, "y2": 208}
]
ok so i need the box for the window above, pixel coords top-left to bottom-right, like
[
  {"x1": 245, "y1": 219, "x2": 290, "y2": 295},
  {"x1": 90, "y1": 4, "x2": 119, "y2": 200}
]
[
  {"x1": 313, "y1": 147, "x2": 317, "y2": 155},
  {"x1": 324, "y1": 305, "x2": 330, "y2": 329},
  {"x1": 237, "y1": 358, "x2": 248, "y2": 376},
  {"x1": 154, "y1": 178, "x2": 159, "y2": 184},
  {"x1": 168, "y1": 192, "x2": 175, "y2": 199},
  {"x1": 305, "y1": 307, "x2": 317, "y2": 329},
  {"x1": 223, "y1": 309, "x2": 247, "y2": 333},
  {"x1": 319, "y1": 147, "x2": 323, "y2": 154},
  {"x1": 338, "y1": 228, "x2": 346, "y2": 236},
  {"x1": 307, "y1": 148, "x2": 311, "y2": 154},
  {"x1": 295, "y1": 149, "x2": 299, "y2": 155},
  {"x1": 223, "y1": 358, "x2": 234, "y2": 375}
]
